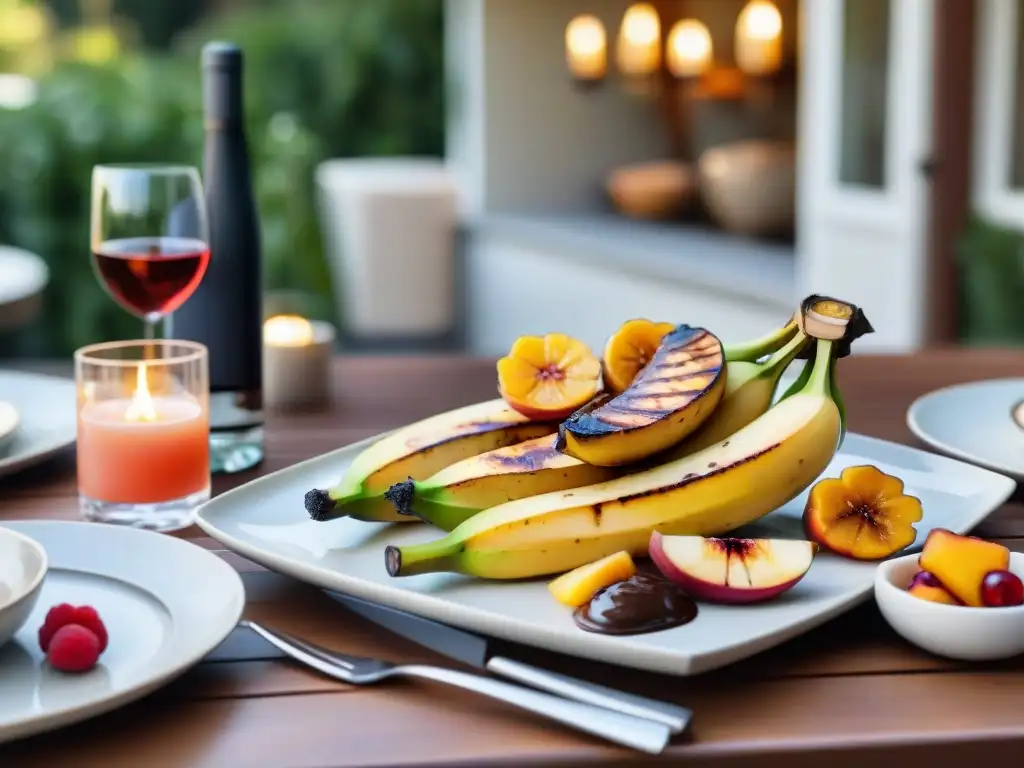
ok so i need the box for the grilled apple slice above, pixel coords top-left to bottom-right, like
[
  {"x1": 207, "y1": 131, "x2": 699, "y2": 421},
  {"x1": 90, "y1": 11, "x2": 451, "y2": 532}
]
[{"x1": 555, "y1": 325, "x2": 725, "y2": 466}]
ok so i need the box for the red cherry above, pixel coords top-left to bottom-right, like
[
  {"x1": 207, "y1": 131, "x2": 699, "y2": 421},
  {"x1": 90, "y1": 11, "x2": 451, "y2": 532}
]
[
  {"x1": 909, "y1": 571, "x2": 941, "y2": 590},
  {"x1": 981, "y1": 570, "x2": 1024, "y2": 607}
]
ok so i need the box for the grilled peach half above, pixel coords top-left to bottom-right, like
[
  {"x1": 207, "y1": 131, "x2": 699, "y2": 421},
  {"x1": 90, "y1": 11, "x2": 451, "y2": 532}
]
[
  {"x1": 803, "y1": 465, "x2": 923, "y2": 561},
  {"x1": 602, "y1": 319, "x2": 676, "y2": 394}
]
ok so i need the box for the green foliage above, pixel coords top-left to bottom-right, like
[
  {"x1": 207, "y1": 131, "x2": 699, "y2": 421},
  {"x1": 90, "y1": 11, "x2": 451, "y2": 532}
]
[
  {"x1": 178, "y1": 0, "x2": 446, "y2": 160},
  {"x1": 0, "y1": 0, "x2": 445, "y2": 357},
  {"x1": 0, "y1": 58, "x2": 200, "y2": 355},
  {"x1": 956, "y1": 215, "x2": 1024, "y2": 345}
]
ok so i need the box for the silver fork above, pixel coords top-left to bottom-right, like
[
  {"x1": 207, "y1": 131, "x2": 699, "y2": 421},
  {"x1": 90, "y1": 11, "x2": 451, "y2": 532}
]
[{"x1": 242, "y1": 620, "x2": 672, "y2": 755}]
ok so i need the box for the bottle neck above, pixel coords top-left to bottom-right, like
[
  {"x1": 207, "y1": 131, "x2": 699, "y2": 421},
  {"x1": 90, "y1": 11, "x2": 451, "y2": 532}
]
[
  {"x1": 204, "y1": 119, "x2": 245, "y2": 133},
  {"x1": 203, "y1": 64, "x2": 243, "y2": 126}
]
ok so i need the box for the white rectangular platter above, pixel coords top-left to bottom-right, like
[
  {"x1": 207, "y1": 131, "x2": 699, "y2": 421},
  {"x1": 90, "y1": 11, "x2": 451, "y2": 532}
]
[{"x1": 196, "y1": 432, "x2": 1016, "y2": 676}]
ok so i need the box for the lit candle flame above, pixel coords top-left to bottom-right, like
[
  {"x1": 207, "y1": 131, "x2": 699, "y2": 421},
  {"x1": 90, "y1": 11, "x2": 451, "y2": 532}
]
[
  {"x1": 264, "y1": 314, "x2": 315, "y2": 347},
  {"x1": 667, "y1": 19, "x2": 713, "y2": 78},
  {"x1": 735, "y1": 0, "x2": 783, "y2": 76},
  {"x1": 124, "y1": 363, "x2": 159, "y2": 422},
  {"x1": 617, "y1": 3, "x2": 662, "y2": 76},
  {"x1": 565, "y1": 14, "x2": 608, "y2": 81},
  {"x1": 739, "y1": 0, "x2": 782, "y2": 40}
]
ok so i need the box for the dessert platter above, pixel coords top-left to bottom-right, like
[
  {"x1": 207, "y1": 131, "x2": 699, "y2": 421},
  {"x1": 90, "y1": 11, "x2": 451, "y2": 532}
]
[
  {"x1": 197, "y1": 296, "x2": 1017, "y2": 676},
  {"x1": 0, "y1": 521, "x2": 245, "y2": 744}
]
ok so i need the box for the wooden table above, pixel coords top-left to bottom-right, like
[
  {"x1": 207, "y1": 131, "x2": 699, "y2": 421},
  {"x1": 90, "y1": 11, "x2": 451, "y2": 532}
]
[{"x1": 3, "y1": 351, "x2": 1024, "y2": 767}]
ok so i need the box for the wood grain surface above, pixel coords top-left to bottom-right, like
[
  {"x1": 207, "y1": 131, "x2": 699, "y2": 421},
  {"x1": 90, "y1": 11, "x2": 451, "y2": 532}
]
[{"x1": 1, "y1": 351, "x2": 1023, "y2": 767}]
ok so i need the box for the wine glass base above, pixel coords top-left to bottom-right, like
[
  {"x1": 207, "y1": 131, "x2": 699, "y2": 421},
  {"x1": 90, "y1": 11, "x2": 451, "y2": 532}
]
[
  {"x1": 210, "y1": 425, "x2": 265, "y2": 474},
  {"x1": 79, "y1": 487, "x2": 210, "y2": 533}
]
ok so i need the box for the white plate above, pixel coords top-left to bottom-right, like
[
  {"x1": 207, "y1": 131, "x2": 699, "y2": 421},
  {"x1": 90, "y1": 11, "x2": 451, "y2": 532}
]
[
  {"x1": 0, "y1": 400, "x2": 19, "y2": 455},
  {"x1": 907, "y1": 378, "x2": 1024, "y2": 481},
  {"x1": 0, "y1": 371, "x2": 77, "y2": 478},
  {"x1": 0, "y1": 528, "x2": 47, "y2": 648},
  {"x1": 0, "y1": 521, "x2": 245, "y2": 744},
  {"x1": 195, "y1": 431, "x2": 1015, "y2": 677}
]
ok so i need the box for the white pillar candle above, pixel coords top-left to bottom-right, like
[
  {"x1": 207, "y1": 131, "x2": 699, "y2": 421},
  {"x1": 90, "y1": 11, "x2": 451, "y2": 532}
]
[
  {"x1": 263, "y1": 315, "x2": 335, "y2": 411},
  {"x1": 666, "y1": 19, "x2": 713, "y2": 79},
  {"x1": 616, "y1": 3, "x2": 662, "y2": 77},
  {"x1": 735, "y1": 0, "x2": 783, "y2": 77},
  {"x1": 565, "y1": 14, "x2": 608, "y2": 82}
]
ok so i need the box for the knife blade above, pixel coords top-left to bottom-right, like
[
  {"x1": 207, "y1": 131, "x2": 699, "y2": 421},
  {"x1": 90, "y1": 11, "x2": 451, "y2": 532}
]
[{"x1": 325, "y1": 590, "x2": 692, "y2": 735}]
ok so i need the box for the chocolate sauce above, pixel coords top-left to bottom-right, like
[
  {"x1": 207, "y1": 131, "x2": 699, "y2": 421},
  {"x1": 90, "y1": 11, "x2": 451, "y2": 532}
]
[{"x1": 573, "y1": 572, "x2": 697, "y2": 635}]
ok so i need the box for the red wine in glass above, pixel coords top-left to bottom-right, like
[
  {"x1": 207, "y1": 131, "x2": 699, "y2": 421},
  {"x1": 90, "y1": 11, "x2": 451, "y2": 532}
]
[{"x1": 92, "y1": 237, "x2": 211, "y2": 320}]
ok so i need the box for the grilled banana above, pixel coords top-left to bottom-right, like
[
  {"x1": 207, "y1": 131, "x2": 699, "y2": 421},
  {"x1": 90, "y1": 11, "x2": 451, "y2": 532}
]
[
  {"x1": 556, "y1": 325, "x2": 726, "y2": 466},
  {"x1": 385, "y1": 322, "x2": 804, "y2": 531},
  {"x1": 384, "y1": 433, "x2": 619, "y2": 531},
  {"x1": 304, "y1": 399, "x2": 556, "y2": 523},
  {"x1": 667, "y1": 326, "x2": 810, "y2": 457},
  {"x1": 386, "y1": 334, "x2": 846, "y2": 581}
]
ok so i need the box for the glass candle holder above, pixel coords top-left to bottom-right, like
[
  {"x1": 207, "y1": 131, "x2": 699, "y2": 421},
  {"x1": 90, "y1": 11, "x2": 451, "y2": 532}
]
[{"x1": 75, "y1": 340, "x2": 210, "y2": 532}]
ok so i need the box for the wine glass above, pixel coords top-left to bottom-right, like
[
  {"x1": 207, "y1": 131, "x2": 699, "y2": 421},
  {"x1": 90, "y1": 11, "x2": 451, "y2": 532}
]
[{"x1": 90, "y1": 164, "x2": 210, "y2": 340}]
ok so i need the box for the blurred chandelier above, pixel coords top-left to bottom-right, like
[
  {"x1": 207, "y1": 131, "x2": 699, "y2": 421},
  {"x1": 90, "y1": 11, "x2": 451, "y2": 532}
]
[{"x1": 565, "y1": 1, "x2": 784, "y2": 97}]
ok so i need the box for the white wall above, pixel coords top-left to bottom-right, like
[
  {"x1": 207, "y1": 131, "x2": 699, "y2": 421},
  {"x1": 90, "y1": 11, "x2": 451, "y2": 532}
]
[
  {"x1": 448, "y1": 0, "x2": 799, "y2": 356},
  {"x1": 445, "y1": 0, "x2": 671, "y2": 217},
  {"x1": 465, "y1": 233, "x2": 791, "y2": 356}
]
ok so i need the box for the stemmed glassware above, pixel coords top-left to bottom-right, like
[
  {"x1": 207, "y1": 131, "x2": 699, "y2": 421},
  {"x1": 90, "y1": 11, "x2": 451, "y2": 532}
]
[{"x1": 90, "y1": 164, "x2": 210, "y2": 340}]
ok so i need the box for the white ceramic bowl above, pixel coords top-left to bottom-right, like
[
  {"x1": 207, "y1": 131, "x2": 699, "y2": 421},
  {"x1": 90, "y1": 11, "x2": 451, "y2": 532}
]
[
  {"x1": 0, "y1": 527, "x2": 48, "y2": 648},
  {"x1": 875, "y1": 551, "x2": 1024, "y2": 661},
  {"x1": 697, "y1": 140, "x2": 796, "y2": 237}
]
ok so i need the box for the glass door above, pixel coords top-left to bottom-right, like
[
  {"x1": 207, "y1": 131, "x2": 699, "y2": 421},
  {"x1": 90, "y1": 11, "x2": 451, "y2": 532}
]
[
  {"x1": 797, "y1": 0, "x2": 934, "y2": 351},
  {"x1": 974, "y1": 0, "x2": 1024, "y2": 225}
]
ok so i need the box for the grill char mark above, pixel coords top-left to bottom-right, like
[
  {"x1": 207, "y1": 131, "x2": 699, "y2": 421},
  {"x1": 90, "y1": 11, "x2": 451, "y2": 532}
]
[{"x1": 563, "y1": 325, "x2": 725, "y2": 439}]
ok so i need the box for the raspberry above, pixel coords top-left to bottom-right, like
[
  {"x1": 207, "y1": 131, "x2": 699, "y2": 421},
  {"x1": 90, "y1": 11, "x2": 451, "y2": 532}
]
[
  {"x1": 69, "y1": 606, "x2": 108, "y2": 653},
  {"x1": 38, "y1": 603, "x2": 108, "y2": 653},
  {"x1": 38, "y1": 603, "x2": 78, "y2": 652},
  {"x1": 46, "y1": 624, "x2": 101, "y2": 673}
]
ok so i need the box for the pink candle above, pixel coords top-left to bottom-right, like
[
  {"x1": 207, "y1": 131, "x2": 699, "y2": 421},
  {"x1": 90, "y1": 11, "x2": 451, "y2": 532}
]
[
  {"x1": 75, "y1": 340, "x2": 210, "y2": 532},
  {"x1": 77, "y1": 393, "x2": 209, "y2": 505}
]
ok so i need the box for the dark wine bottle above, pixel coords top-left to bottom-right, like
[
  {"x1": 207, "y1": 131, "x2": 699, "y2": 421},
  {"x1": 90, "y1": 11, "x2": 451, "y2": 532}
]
[{"x1": 172, "y1": 41, "x2": 264, "y2": 473}]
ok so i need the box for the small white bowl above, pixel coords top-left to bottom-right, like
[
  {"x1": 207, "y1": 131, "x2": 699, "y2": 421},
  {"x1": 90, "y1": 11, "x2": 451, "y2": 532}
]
[
  {"x1": 0, "y1": 526, "x2": 48, "y2": 648},
  {"x1": 875, "y1": 551, "x2": 1024, "y2": 661}
]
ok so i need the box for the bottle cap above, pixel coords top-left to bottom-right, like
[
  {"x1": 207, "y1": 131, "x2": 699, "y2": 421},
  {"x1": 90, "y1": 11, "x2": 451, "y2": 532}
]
[
  {"x1": 202, "y1": 41, "x2": 244, "y2": 126},
  {"x1": 202, "y1": 41, "x2": 243, "y2": 71}
]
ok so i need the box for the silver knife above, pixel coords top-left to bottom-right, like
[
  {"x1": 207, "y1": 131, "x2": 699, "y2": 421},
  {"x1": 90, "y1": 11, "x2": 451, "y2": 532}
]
[{"x1": 325, "y1": 590, "x2": 692, "y2": 735}]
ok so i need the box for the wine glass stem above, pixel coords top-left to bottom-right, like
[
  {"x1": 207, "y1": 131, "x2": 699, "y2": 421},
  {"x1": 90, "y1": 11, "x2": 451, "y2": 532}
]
[{"x1": 144, "y1": 319, "x2": 155, "y2": 341}]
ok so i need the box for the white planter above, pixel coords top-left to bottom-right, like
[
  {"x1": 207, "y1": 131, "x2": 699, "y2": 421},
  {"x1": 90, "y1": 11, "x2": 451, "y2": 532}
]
[
  {"x1": 315, "y1": 158, "x2": 458, "y2": 338},
  {"x1": 0, "y1": 246, "x2": 48, "y2": 331}
]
